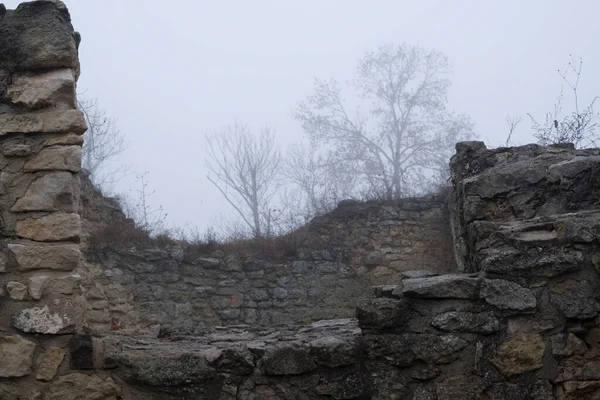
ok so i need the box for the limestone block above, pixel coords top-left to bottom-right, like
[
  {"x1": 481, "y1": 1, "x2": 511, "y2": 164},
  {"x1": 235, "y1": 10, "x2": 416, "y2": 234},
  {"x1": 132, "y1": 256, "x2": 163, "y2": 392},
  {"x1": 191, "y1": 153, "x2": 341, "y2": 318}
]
[
  {"x1": 0, "y1": 110, "x2": 87, "y2": 135},
  {"x1": 490, "y1": 334, "x2": 545, "y2": 376},
  {"x1": 480, "y1": 279, "x2": 537, "y2": 311},
  {"x1": 0, "y1": 335, "x2": 37, "y2": 377},
  {"x1": 24, "y1": 146, "x2": 81, "y2": 172},
  {"x1": 11, "y1": 172, "x2": 80, "y2": 212},
  {"x1": 28, "y1": 275, "x2": 50, "y2": 300},
  {"x1": 8, "y1": 243, "x2": 80, "y2": 271},
  {"x1": 44, "y1": 133, "x2": 83, "y2": 146},
  {"x1": 8, "y1": 69, "x2": 76, "y2": 109},
  {"x1": 431, "y1": 311, "x2": 500, "y2": 334},
  {"x1": 3, "y1": 143, "x2": 34, "y2": 157},
  {"x1": 49, "y1": 373, "x2": 121, "y2": 400},
  {"x1": 36, "y1": 346, "x2": 65, "y2": 381},
  {"x1": 12, "y1": 298, "x2": 83, "y2": 334},
  {"x1": 7, "y1": 281, "x2": 28, "y2": 300},
  {"x1": 48, "y1": 274, "x2": 82, "y2": 295},
  {"x1": 16, "y1": 213, "x2": 81, "y2": 241},
  {"x1": 0, "y1": 1, "x2": 79, "y2": 70},
  {"x1": 401, "y1": 275, "x2": 480, "y2": 299}
]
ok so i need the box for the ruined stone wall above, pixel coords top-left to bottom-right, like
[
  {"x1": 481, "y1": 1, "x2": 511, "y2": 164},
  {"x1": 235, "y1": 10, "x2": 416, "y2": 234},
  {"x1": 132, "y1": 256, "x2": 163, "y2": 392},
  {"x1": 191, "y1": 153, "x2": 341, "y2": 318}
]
[{"x1": 81, "y1": 195, "x2": 454, "y2": 333}]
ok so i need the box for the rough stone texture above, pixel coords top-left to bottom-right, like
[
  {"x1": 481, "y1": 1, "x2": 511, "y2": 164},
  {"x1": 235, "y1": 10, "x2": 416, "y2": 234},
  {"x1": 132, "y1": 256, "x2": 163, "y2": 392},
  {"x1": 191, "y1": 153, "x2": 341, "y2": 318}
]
[
  {"x1": 355, "y1": 297, "x2": 411, "y2": 329},
  {"x1": 15, "y1": 213, "x2": 81, "y2": 241},
  {"x1": 550, "y1": 279, "x2": 600, "y2": 319},
  {"x1": 7, "y1": 280, "x2": 27, "y2": 300},
  {"x1": 36, "y1": 346, "x2": 65, "y2": 381},
  {"x1": 402, "y1": 274, "x2": 480, "y2": 299},
  {"x1": 491, "y1": 334, "x2": 546, "y2": 376},
  {"x1": 28, "y1": 275, "x2": 49, "y2": 300},
  {"x1": 69, "y1": 335, "x2": 93, "y2": 370},
  {"x1": 0, "y1": 110, "x2": 87, "y2": 135},
  {"x1": 12, "y1": 298, "x2": 83, "y2": 334},
  {"x1": 0, "y1": 1, "x2": 79, "y2": 71},
  {"x1": 8, "y1": 243, "x2": 80, "y2": 271},
  {"x1": 480, "y1": 278, "x2": 537, "y2": 310},
  {"x1": 24, "y1": 145, "x2": 81, "y2": 172},
  {"x1": 48, "y1": 373, "x2": 121, "y2": 400},
  {"x1": 7, "y1": 68, "x2": 76, "y2": 109},
  {"x1": 0, "y1": 335, "x2": 36, "y2": 377},
  {"x1": 11, "y1": 171, "x2": 80, "y2": 212},
  {"x1": 551, "y1": 333, "x2": 588, "y2": 357},
  {"x1": 431, "y1": 311, "x2": 500, "y2": 334}
]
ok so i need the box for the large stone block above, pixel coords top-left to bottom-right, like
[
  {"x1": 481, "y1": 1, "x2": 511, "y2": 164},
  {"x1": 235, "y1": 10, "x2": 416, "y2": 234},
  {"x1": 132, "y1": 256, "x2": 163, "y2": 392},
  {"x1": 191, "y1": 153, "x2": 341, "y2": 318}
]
[
  {"x1": 0, "y1": 1, "x2": 79, "y2": 71},
  {"x1": 550, "y1": 279, "x2": 600, "y2": 319},
  {"x1": 0, "y1": 335, "x2": 37, "y2": 377},
  {"x1": 11, "y1": 172, "x2": 80, "y2": 212},
  {"x1": 8, "y1": 243, "x2": 80, "y2": 271},
  {"x1": 36, "y1": 346, "x2": 65, "y2": 381},
  {"x1": 49, "y1": 373, "x2": 121, "y2": 400},
  {"x1": 0, "y1": 110, "x2": 87, "y2": 135},
  {"x1": 431, "y1": 311, "x2": 500, "y2": 334},
  {"x1": 12, "y1": 297, "x2": 83, "y2": 334},
  {"x1": 24, "y1": 145, "x2": 81, "y2": 172},
  {"x1": 16, "y1": 213, "x2": 80, "y2": 241},
  {"x1": 402, "y1": 274, "x2": 480, "y2": 299},
  {"x1": 480, "y1": 279, "x2": 537, "y2": 311},
  {"x1": 490, "y1": 334, "x2": 545, "y2": 376},
  {"x1": 7, "y1": 68, "x2": 76, "y2": 109},
  {"x1": 262, "y1": 344, "x2": 317, "y2": 375}
]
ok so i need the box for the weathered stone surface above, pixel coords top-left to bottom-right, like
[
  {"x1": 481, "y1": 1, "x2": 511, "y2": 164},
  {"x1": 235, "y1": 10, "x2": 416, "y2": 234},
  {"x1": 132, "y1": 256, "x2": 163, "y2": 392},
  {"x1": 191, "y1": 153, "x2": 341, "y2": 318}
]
[
  {"x1": 16, "y1": 213, "x2": 80, "y2": 241},
  {"x1": 28, "y1": 275, "x2": 49, "y2": 300},
  {"x1": 262, "y1": 344, "x2": 317, "y2": 375},
  {"x1": 7, "y1": 281, "x2": 27, "y2": 300},
  {"x1": 0, "y1": 110, "x2": 86, "y2": 135},
  {"x1": 480, "y1": 247, "x2": 584, "y2": 278},
  {"x1": 12, "y1": 172, "x2": 80, "y2": 212},
  {"x1": 69, "y1": 335, "x2": 93, "y2": 370},
  {"x1": 48, "y1": 274, "x2": 81, "y2": 295},
  {"x1": 431, "y1": 311, "x2": 500, "y2": 334},
  {"x1": 12, "y1": 298, "x2": 82, "y2": 334},
  {"x1": 49, "y1": 373, "x2": 121, "y2": 400},
  {"x1": 550, "y1": 279, "x2": 600, "y2": 319},
  {"x1": 435, "y1": 375, "x2": 486, "y2": 400},
  {"x1": 551, "y1": 333, "x2": 587, "y2": 357},
  {"x1": 0, "y1": 1, "x2": 79, "y2": 71},
  {"x1": 0, "y1": 335, "x2": 37, "y2": 377},
  {"x1": 309, "y1": 336, "x2": 360, "y2": 367},
  {"x1": 480, "y1": 279, "x2": 537, "y2": 311},
  {"x1": 315, "y1": 368, "x2": 368, "y2": 399},
  {"x1": 36, "y1": 346, "x2": 65, "y2": 381},
  {"x1": 3, "y1": 143, "x2": 33, "y2": 157},
  {"x1": 491, "y1": 334, "x2": 545, "y2": 376},
  {"x1": 212, "y1": 346, "x2": 255, "y2": 375},
  {"x1": 356, "y1": 297, "x2": 411, "y2": 329},
  {"x1": 402, "y1": 275, "x2": 479, "y2": 299},
  {"x1": 8, "y1": 243, "x2": 80, "y2": 271},
  {"x1": 401, "y1": 270, "x2": 437, "y2": 279},
  {"x1": 45, "y1": 133, "x2": 83, "y2": 146},
  {"x1": 8, "y1": 69, "x2": 76, "y2": 109},
  {"x1": 24, "y1": 146, "x2": 81, "y2": 172}
]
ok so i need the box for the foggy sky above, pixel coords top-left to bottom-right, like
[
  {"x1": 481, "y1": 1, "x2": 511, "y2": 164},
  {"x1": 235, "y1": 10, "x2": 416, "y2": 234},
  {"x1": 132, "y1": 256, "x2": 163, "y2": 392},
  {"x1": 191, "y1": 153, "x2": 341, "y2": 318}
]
[{"x1": 4, "y1": 0, "x2": 600, "y2": 233}]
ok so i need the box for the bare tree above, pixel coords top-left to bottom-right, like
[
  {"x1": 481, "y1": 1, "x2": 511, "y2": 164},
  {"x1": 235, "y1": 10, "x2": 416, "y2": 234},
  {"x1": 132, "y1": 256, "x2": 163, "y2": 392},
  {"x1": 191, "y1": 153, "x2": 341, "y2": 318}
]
[
  {"x1": 205, "y1": 122, "x2": 281, "y2": 238},
  {"x1": 284, "y1": 141, "x2": 357, "y2": 219},
  {"x1": 78, "y1": 95, "x2": 129, "y2": 191},
  {"x1": 118, "y1": 171, "x2": 168, "y2": 236},
  {"x1": 528, "y1": 56, "x2": 599, "y2": 148},
  {"x1": 505, "y1": 114, "x2": 522, "y2": 147},
  {"x1": 295, "y1": 43, "x2": 474, "y2": 200}
]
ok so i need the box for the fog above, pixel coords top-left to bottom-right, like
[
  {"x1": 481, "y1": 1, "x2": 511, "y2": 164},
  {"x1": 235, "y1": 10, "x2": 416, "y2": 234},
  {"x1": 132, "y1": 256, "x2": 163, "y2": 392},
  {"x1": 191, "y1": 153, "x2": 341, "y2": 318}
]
[{"x1": 4, "y1": 0, "x2": 600, "y2": 235}]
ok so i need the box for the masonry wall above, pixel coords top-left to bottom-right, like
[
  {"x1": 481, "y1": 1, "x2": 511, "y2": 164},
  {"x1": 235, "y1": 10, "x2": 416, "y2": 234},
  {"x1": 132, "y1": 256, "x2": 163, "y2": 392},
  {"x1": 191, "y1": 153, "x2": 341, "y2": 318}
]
[{"x1": 81, "y1": 195, "x2": 455, "y2": 333}]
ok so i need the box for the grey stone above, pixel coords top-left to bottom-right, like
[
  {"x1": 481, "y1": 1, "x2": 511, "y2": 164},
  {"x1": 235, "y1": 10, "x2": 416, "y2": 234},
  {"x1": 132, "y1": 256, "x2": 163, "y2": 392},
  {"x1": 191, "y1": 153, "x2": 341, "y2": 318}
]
[
  {"x1": 550, "y1": 279, "x2": 600, "y2": 319},
  {"x1": 401, "y1": 270, "x2": 437, "y2": 279},
  {"x1": 12, "y1": 298, "x2": 83, "y2": 334},
  {"x1": 24, "y1": 146, "x2": 81, "y2": 172},
  {"x1": 8, "y1": 243, "x2": 80, "y2": 271},
  {"x1": 431, "y1": 311, "x2": 500, "y2": 334},
  {"x1": 48, "y1": 373, "x2": 121, "y2": 400},
  {"x1": 0, "y1": 110, "x2": 87, "y2": 135},
  {"x1": 7, "y1": 281, "x2": 27, "y2": 300},
  {"x1": 262, "y1": 343, "x2": 317, "y2": 375},
  {"x1": 11, "y1": 172, "x2": 80, "y2": 212},
  {"x1": 272, "y1": 287, "x2": 288, "y2": 299},
  {"x1": 0, "y1": 1, "x2": 79, "y2": 70},
  {"x1": 550, "y1": 333, "x2": 587, "y2": 357},
  {"x1": 480, "y1": 247, "x2": 584, "y2": 278},
  {"x1": 480, "y1": 279, "x2": 537, "y2": 311},
  {"x1": 309, "y1": 336, "x2": 360, "y2": 367},
  {"x1": 402, "y1": 274, "x2": 480, "y2": 299},
  {"x1": 3, "y1": 143, "x2": 33, "y2": 157},
  {"x1": 356, "y1": 297, "x2": 411, "y2": 329},
  {"x1": 15, "y1": 213, "x2": 80, "y2": 241},
  {"x1": 7, "y1": 68, "x2": 76, "y2": 109},
  {"x1": 28, "y1": 275, "x2": 49, "y2": 300},
  {"x1": 0, "y1": 335, "x2": 37, "y2": 377},
  {"x1": 212, "y1": 346, "x2": 255, "y2": 375}
]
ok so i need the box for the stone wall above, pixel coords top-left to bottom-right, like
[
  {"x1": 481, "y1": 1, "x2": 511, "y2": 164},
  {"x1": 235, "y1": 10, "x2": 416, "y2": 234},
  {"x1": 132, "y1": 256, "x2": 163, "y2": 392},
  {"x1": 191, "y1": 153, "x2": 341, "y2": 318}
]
[
  {"x1": 81, "y1": 194, "x2": 454, "y2": 332},
  {"x1": 0, "y1": 1, "x2": 90, "y2": 397}
]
